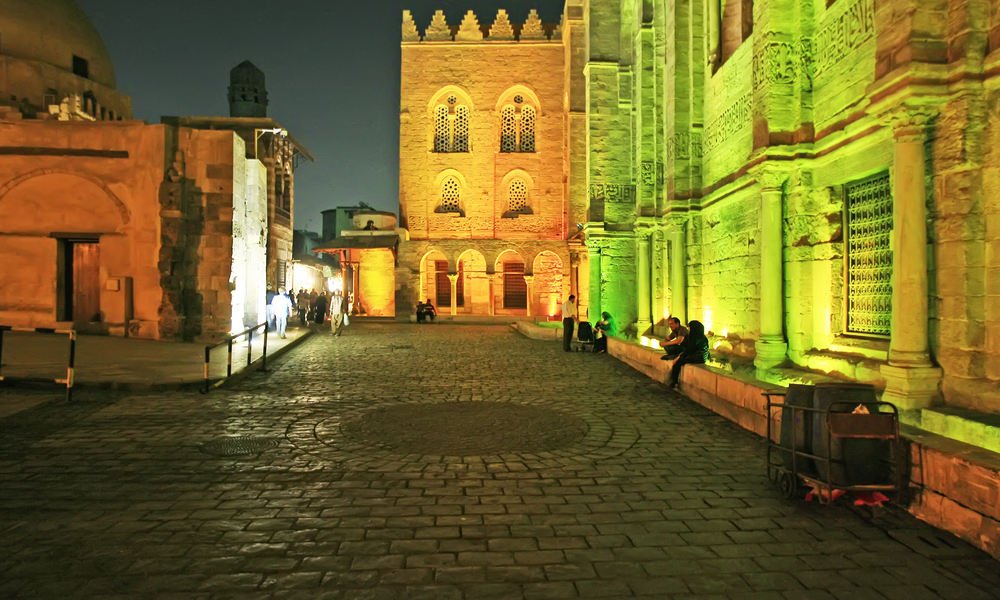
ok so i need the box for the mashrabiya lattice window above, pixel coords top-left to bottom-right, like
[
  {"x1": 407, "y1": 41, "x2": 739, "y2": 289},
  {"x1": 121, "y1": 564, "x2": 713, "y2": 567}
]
[
  {"x1": 845, "y1": 173, "x2": 893, "y2": 337},
  {"x1": 433, "y1": 95, "x2": 471, "y2": 153},
  {"x1": 499, "y1": 95, "x2": 536, "y2": 153},
  {"x1": 439, "y1": 177, "x2": 462, "y2": 213},
  {"x1": 506, "y1": 179, "x2": 531, "y2": 215}
]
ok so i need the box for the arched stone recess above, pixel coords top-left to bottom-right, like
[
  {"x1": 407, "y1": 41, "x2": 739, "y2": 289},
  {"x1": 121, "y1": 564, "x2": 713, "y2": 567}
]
[
  {"x1": 498, "y1": 169, "x2": 536, "y2": 217},
  {"x1": 457, "y1": 248, "x2": 489, "y2": 314},
  {"x1": 0, "y1": 169, "x2": 131, "y2": 233},
  {"x1": 494, "y1": 85, "x2": 543, "y2": 115},
  {"x1": 428, "y1": 86, "x2": 475, "y2": 153},
  {"x1": 431, "y1": 168, "x2": 468, "y2": 217},
  {"x1": 532, "y1": 250, "x2": 565, "y2": 318}
]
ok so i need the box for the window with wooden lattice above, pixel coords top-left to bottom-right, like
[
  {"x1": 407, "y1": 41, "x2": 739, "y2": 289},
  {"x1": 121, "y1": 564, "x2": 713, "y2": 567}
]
[
  {"x1": 845, "y1": 173, "x2": 893, "y2": 337},
  {"x1": 498, "y1": 97, "x2": 538, "y2": 154},
  {"x1": 520, "y1": 106, "x2": 536, "y2": 152},
  {"x1": 438, "y1": 177, "x2": 462, "y2": 214},
  {"x1": 503, "y1": 262, "x2": 527, "y2": 309},
  {"x1": 432, "y1": 95, "x2": 471, "y2": 153},
  {"x1": 503, "y1": 179, "x2": 532, "y2": 217}
]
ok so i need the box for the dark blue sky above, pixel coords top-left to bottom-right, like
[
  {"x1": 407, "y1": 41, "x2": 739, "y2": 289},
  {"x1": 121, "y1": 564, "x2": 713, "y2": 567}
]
[{"x1": 76, "y1": 0, "x2": 565, "y2": 235}]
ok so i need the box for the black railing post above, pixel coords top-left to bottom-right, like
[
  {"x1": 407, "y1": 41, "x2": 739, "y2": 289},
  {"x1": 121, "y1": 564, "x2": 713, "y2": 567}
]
[
  {"x1": 227, "y1": 339, "x2": 233, "y2": 378},
  {"x1": 261, "y1": 323, "x2": 268, "y2": 371},
  {"x1": 247, "y1": 329, "x2": 253, "y2": 369},
  {"x1": 0, "y1": 326, "x2": 5, "y2": 380},
  {"x1": 203, "y1": 346, "x2": 211, "y2": 393},
  {"x1": 66, "y1": 330, "x2": 76, "y2": 402}
]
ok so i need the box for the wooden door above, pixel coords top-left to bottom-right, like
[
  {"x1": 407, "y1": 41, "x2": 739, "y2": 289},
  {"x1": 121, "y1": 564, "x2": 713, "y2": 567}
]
[
  {"x1": 503, "y1": 262, "x2": 527, "y2": 309},
  {"x1": 72, "y1": 242, "x2": 101, "y2": 323}
]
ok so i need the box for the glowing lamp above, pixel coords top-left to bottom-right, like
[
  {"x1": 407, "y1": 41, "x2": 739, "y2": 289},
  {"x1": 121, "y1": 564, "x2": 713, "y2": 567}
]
[
  {"x1": 651, "y1": 339, "x2": 661, "y2": 350},
  {"x1": 640, "y1": 336, "x2": 650, "y2": 347},
  {"x1": 721, "y1": 328, "x2": 729, "y2": 338},
  {"x1": 328, "y1": 276, "x2": 344, "y2": 294},
  {"x1": 714, "y1": 342, "x2": 722, "y2": 350}
]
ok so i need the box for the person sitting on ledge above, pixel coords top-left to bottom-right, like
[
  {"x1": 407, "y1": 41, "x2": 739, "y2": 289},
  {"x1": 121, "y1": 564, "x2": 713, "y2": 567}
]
[
  {"x1": 660, "y1": 316, "x2": 688, "y2": 360},
  {"x1": 667, "y1": 320, "x2": 709, "y2": 390},
  {"x1": 593, "y1": 312, "x2": 617, "y2": 354},
  {"x1": 420, "y1": 299, "x2": 437, "y2": 323},
  {"x1": 415, "y1": 300, "x2": 426, "y2": 323},
  {"x1": 363, "y1": 219, "x2": 378, "y2": 231}
]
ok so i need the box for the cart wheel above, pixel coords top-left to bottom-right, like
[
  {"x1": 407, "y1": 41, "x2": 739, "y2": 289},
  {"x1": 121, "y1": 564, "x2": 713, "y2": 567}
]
[{"x1": 778, "y1": 471, "x2": 797, "y2": 500}]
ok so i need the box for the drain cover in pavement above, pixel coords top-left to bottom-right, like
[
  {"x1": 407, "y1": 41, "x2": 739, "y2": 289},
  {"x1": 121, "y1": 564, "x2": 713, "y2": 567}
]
[{"x1": 200, "y1": 435, "x2": 279, "y2": 457}]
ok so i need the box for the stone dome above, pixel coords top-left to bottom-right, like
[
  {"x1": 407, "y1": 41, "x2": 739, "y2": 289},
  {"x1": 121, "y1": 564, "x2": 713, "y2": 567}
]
[{"x1": 0, "y1": 0, "x2": 116, "y2": 89}]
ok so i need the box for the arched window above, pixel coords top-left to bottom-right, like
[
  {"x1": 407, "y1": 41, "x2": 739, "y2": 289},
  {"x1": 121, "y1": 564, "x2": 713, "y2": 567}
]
[
  {"x1": 500, "y1": 106, "x2": 517, "y2": 153},
  {"x1": 439, "y1": 176, "x2": 462, "y2": 213},
  {"x1": 432, "y1": 94, "x2": 472, "y2": 153},
  {"x1": 434, "y1": 105, "x2": 450, "y2": 152},
  {"x1": 498, "y1": 94, "x2": 537, "y2": 153},
  {"x1": 506, "y1": 179, "x2": 531, "y2": 215},
  {"x1": 454, "y1": 106, "x2": 470, "y2": 152},
  {"x1": 520, "y1": 106, "x2": 536, "y2": 153}
]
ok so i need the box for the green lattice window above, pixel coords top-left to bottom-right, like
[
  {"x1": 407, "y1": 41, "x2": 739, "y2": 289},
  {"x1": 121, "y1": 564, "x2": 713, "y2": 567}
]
[{"x1": 845, "y1": 174, "x2": 893, "y2": 336}]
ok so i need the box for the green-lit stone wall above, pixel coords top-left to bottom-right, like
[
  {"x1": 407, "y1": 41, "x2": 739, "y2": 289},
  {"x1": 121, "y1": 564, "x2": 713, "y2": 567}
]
[{"x1": 577, "y1": 0, "x2": 1000, "y2": 415}]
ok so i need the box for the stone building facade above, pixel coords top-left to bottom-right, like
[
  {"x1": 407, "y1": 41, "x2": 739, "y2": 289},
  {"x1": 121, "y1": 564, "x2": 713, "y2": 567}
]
[
  {"x1": 566, "y1": 0, "x2": 1000, "y2": 425},
  {"x1": 0, "y1": 0, "x2": 307, "y2": 342},
  {"x1": 398, "y1": 10, "x2": 585, "y2": 319}
]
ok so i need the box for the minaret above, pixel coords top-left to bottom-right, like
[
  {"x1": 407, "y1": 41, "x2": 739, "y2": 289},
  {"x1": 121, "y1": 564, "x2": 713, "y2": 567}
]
[{"x1": 228, "y1": 61, "x2": 268, "y2": 118}]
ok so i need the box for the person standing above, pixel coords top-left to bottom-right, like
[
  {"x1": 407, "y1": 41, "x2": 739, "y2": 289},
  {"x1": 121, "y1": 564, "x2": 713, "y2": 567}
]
[
  {"x1": 314, "y1": 292, "x2": 328, "y2": 325},
  {"x1": 296, "y1": 289, "x2": 309, "y2": 326},
  {"x1": 265, "y1": 288, "x2": 277, "y2": 331},
  {"x1": 270, "y1": 288, "x2": 293, "y2": 339},
  {"x1": 329, "y1": 292, "x2": 347, "y2": 336},
  {"x1": 561, "y1": 295, "x2": 577, "y2": 352}
]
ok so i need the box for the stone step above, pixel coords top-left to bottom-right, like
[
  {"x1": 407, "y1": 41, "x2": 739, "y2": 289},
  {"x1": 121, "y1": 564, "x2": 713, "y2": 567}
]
[{"x1": 920, "y1": 406, "x2": 1000, "y2": 455}]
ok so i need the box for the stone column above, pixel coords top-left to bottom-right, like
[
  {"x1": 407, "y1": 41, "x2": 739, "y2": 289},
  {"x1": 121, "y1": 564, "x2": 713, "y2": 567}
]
[
  {"x1": 652, "y1": 230, "x2": 666, "y2": 327},
  {"x1": 636, "y1": 231, "x2": 652, "y2": 336},
  {"x1": 447, "y1": 273, "x2": 458, "y2": 317},
  {"x1": 487, "y1": 273, "x2": 497, "y2": 317},
  {"x1": 524, "y1": 275, "x2": 535, "y2": 318},
  {"x1": 753, "y1": 167, "x2": 789, "y2": 371},
  {"x1": 669, "y1": 222, "x2": 687, "y2": 322},
  {"x1": 587, "y1": 243, "x2": 602, "y2": 322},
  {"x1": 880, "y1": 109, "x2": 943, "y2": 411}
]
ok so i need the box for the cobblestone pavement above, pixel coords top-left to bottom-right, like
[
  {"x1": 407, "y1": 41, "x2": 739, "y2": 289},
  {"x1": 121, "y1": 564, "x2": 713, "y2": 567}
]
[{"x1": 1, "y1": 324, "x2": 998, "y2": 600}]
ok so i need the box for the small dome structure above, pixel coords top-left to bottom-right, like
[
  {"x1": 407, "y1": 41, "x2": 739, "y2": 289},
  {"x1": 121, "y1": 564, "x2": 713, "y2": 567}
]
[{"x1": 0, "y1": 0, "x2": 117, "y2": 89}]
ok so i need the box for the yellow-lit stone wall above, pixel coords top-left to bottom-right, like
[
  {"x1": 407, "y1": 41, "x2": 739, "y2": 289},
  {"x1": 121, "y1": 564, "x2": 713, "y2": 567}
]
[{"x1": 400, "y1": 37, "x2": 568, "y2": 241}]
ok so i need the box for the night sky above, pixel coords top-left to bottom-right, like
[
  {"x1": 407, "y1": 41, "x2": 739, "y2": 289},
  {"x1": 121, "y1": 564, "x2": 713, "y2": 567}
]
[{"x1": 75, "y1": 0, "x2": 565, "y2": 235}]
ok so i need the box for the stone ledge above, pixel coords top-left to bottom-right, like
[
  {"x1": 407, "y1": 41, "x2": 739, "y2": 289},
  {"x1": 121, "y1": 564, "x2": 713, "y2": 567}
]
[
  {"x1": 514, "y1": 321, "x2": 562, "y2": 341},
  {"x1": 607, "y1": 335, "x2": 1000, "y2": 559},
  {"x1": 919, "y1": 406, "x2": 1000, "y2": 455}
]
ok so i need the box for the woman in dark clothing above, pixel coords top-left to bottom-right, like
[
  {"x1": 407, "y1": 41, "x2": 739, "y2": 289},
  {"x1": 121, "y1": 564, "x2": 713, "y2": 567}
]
[
  {"x1": 668, "y1": 320, "x2": 710, "y2": 389},
  {"x1": 592, "y1": 312, "x2": 617, "y2": 353},
  {"x1": 313, "y1": 293, "x2": 328, "y2": 324}
]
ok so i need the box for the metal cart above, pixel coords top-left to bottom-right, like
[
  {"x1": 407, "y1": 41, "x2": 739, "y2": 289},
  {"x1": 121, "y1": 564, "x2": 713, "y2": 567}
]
[{"x1": 764, "y1": 392, "x2": 905, "y2": 505}]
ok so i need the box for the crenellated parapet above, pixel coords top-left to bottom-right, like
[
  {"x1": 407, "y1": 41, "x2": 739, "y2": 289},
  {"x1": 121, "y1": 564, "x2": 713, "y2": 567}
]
[{"x1": 401, "y1": 9, "x2": 561, "y2": 42}]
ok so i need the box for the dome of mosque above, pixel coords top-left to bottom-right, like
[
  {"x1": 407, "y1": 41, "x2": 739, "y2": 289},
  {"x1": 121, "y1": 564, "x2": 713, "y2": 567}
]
[{"x1": 0, "y1": 0, "x2": 116, "y2": 89}]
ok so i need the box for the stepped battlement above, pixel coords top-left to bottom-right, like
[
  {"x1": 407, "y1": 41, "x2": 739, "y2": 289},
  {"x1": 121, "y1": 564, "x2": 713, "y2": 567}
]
[{"x1": 402, "y1": 9, "x2": 563, "y2": 43}]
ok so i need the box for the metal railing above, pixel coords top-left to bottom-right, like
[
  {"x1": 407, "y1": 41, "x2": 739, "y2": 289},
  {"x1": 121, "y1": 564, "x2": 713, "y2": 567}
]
[
  {"x1": 0, "y1": 326, "x2": 77, "y2": 401},
  {"x1": 202, "y1": 323, "x2": 268, "y2": 393}
]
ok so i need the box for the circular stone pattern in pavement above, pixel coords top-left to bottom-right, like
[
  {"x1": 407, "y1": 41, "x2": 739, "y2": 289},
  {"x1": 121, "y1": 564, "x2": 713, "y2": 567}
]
[{"x1": 339, "y1": 402, "x2": 588, "y2": 455}]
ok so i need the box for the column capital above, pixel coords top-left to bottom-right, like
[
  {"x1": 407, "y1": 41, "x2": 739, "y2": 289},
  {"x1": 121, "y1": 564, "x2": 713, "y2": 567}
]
[
  {"x1": 879, "y1": 106, "x2": 937, "y2": 142},
  {"x1": 446, "y1": 273, "x2": 459, "y2": 284},
  {"x1": 665, "y1": 213, "x2": 689, "y2": 231},
  {"x1": 750, "y1": 164, "x2": 789, "y2": 193},
  {"x1": 523, "y1": 275, "x2": 536, "y2": 285}
]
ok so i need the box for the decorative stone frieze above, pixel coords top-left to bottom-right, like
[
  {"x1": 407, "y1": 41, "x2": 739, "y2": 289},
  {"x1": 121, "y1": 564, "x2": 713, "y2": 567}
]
[
  {"x1": 456, "y1": 11, "x2": 483, "y2": 42},
  {"x1": 522, "y1": 9, "x2": 546, "y2": 40},
  {"x1": 489, "y1": 10, "x2": 515, "y2": 41},
  {"x1": 402, "y1": 10, "x2": 420, "y2": 42}
]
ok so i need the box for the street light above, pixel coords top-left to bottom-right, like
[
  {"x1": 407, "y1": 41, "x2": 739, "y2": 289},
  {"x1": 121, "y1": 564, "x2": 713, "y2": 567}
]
[{"x1": 254, "y1": 128, "x2": 287, "y2": 160}]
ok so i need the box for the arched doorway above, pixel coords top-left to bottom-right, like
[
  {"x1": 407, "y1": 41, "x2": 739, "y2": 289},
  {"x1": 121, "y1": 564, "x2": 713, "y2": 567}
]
[
  {"x1": 532, "y1": 251, "x2": 564, "y2": 319},
  {"x1": 457, "y1": 249, "x2": 488, "y2": 315},
  {"x1": 419, "y1": 250, "x2": 450, "y2": 312},
  {"x1": 494, "y1": 249, "x2": 527, "y2": 315}
]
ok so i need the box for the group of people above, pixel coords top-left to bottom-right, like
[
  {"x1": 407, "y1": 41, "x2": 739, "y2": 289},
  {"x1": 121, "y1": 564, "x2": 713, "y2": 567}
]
[
  {"x1": 266, "y1": 287, "x2": 351, "y2": 339},
  {"x1": 561, "y1": 296, "x2": 708, "y2": 388},
  {"x1": 414, "y1": 299, "x2": 437, "y2": 323}
]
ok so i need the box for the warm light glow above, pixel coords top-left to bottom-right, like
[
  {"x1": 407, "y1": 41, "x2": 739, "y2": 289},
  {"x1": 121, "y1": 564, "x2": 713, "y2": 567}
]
[
  {"x1": 358, "y1": 249, "x2": 396, "y2": 317},
  {"x1": 703, "y1": 308, "x2": 714, "y2": 333},
  {"x1": 328, "y1": 275, "x2": 344, "y2": 294},
  {"x1": 721, "y1": 328, "x2": 729, "y2": 338},
  {"x1": 640, "y1": 336, "x2": 650, "y2": 347},
  {"x1": 650, "y1": 339, "x2": 661, "y2": 350},
  {"x1": 714, "y1": 341, "x2": 722, "y2": 350}
]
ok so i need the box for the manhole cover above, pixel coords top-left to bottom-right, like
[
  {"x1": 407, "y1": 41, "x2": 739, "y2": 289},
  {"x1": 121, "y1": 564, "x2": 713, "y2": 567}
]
[
  {"x1": 338, "y1": 402, "x2": 588, "y2": 455},
  {"x1": 200, "y1": 435, "x2": 279, "y2": 457}
]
